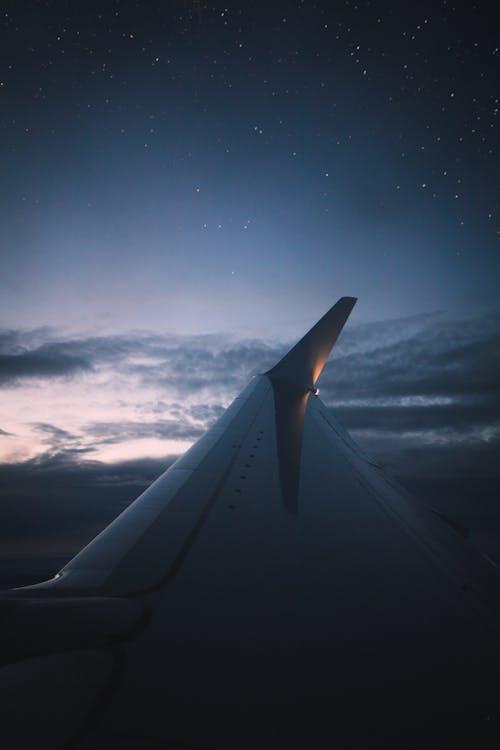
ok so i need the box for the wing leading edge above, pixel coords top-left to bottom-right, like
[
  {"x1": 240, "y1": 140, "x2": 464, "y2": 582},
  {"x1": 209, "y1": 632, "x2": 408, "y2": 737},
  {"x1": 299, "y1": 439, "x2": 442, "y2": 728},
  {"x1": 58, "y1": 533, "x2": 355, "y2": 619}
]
[{"x1": 14, "y1": 297, "x2": 357, "y2": 594}]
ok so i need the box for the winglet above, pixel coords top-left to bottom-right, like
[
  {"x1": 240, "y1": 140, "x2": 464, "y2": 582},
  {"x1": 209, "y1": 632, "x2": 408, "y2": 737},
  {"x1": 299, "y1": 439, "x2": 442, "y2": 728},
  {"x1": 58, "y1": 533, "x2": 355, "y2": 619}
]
[{"x1": 266, "y1": 296, "x2": 357, "y2": 390}]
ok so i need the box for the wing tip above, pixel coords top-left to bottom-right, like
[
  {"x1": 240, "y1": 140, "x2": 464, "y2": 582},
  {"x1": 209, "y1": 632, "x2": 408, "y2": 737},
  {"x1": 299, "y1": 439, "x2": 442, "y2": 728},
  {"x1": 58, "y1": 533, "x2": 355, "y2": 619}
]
[
  {"x1": 338, "y1": 295, "x2": 358, "y2": 306},
  {"x1": 267, "y1": 295, "x2": 357, "y2": 389}
]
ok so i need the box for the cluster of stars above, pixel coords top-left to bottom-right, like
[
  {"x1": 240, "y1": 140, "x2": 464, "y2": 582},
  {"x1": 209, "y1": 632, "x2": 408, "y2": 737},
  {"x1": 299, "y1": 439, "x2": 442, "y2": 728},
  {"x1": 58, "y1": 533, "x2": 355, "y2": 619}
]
[{"x1": 0, "y1": 1, "x2": 498, "y2": 285}]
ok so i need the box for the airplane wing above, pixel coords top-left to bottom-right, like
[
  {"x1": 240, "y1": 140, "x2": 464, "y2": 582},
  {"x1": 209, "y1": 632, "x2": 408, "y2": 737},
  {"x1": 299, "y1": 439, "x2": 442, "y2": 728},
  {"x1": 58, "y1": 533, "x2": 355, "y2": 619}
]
[{"x1": 1, "y1": 297, "x2": 500, "y2": 749}]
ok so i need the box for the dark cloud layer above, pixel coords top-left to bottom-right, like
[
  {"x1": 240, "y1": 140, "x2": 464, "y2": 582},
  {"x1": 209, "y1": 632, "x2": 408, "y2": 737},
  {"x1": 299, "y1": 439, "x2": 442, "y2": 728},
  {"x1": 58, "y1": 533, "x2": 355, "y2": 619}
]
[
  {"x1": 322, "y1": 315, "x2": 500, "y2": 404},
  {"x1": 6, "y1": 308, "x2": 498, "y2": 439},
  {"x1": 1, "y1": 438, "x2": 500, "y2": 590},
  {"x1": 2, "y1": 311, "x2": 499, "y2": 399},
  {"x1": 0, "y1": 343, "x2": 92, "y2": 384},
  {"x1": 2, "y1": 311, "x2": 499, "y2": 448},
  {"x1": 331, "y1": 402, "x2": 500, "y2": 434},
  {"x1": 0, "y1": 454, "x2": 172, "y2": 588}
]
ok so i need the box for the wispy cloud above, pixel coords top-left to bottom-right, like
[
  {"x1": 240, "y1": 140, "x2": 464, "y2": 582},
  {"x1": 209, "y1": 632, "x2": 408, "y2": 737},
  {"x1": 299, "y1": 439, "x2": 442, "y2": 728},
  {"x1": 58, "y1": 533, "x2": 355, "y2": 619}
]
[
  {"x1": 0, "y1": 310, "x2": 499, "y2": 465},
  {"x1": 83, "y1": 418, "x2": 205, "y2": 444},
  {"x1": 0, "y1": 343, "x2": 92, "y2": 384}
]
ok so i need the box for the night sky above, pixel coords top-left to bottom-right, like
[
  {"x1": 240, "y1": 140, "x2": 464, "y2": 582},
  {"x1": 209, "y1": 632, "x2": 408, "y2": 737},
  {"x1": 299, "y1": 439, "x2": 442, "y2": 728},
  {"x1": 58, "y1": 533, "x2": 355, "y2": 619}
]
[{"x1": 1, "y1": 1, "x2": 499, "y2": 587}]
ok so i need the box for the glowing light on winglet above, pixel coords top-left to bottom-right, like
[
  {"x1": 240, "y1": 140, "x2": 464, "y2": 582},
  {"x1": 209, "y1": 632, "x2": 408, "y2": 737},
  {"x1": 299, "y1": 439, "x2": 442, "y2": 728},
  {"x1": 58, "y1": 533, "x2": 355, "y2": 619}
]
[{"x1": 266, "y1": 296, "x2": 357, "y2": 391}]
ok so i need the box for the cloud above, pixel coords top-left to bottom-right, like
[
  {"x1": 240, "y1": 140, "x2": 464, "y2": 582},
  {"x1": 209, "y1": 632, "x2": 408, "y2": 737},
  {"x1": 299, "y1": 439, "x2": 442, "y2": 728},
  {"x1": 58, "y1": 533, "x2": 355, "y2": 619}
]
[
  {"x1": 126, "y1": 339, "x2": 279, "y2": 396},
  {"x1": 0, "y1": 326, "x2": 277, "y2": 390},
  {"x1": 320, "y1": 312, "x2": 500, "y2": 401},
  {"x1": 33, "y1": 422, "x2": 78, "y2": 443},
  {"x1": 0, "y1": 453, "x2": 173, "y2": 588},
  {"x1": 0, "y1": 343, "x2": 92, "y2": 384},
  {"x1": 1, "y1": 309, "x2": 499, "y2": 460},
  {"x1": 187, "y1": 403, "x2": 225, "y2": 423},
  {"x1": 330, "y1": 402, "x2": 500, "y2": 434},
  {"x1": 83, "y1": 418, "x2": 205, "y2": 444}
]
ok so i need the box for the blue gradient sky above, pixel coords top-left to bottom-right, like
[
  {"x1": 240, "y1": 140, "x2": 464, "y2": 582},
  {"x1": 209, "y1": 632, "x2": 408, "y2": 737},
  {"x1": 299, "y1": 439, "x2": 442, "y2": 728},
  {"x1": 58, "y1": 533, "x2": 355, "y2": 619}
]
[{"x1": 1, "y1": 1, "x2": 498, "y2": 337}]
